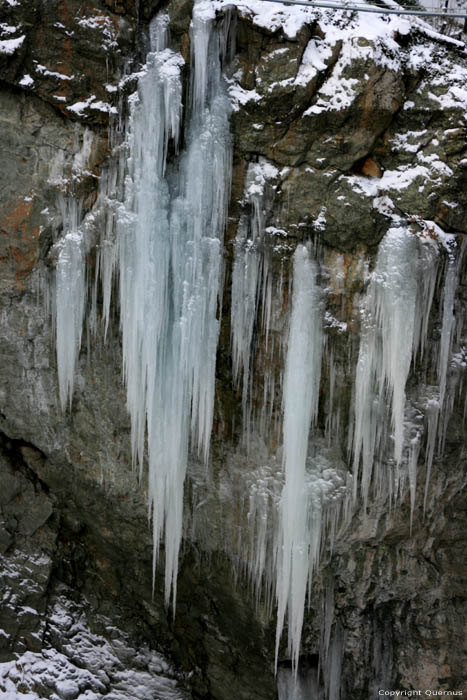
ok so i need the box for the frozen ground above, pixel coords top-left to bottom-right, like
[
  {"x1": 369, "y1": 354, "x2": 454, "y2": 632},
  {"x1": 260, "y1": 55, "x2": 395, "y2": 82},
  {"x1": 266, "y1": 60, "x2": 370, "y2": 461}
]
[{"x1": 0, "y1": 588, "x2": 190, "y2": 700}]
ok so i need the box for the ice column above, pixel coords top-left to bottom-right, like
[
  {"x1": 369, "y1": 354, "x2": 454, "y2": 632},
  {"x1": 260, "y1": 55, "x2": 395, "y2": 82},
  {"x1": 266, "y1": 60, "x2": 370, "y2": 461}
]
[
  {"x1": 352, "y1": 227, "x2": 419, "y2": 507},
  {"x1": 55, "y1": 198, "x2": 86, "y2": 410},
  {"x1": 117, "y1": 4, "x2": 231, "y2": 606},
  {"x1": 275, "y1": 244, "x2": 324, "y2": 672}
]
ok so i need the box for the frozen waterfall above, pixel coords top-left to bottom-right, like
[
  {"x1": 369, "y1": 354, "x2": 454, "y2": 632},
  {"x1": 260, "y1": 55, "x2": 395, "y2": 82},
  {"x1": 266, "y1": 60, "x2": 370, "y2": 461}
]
[
  {"x1": 53, "y1": 0, "x2": 232, "y2": 611},
  {"x1": 50, "y1": 1, "x2": 467, "y2": 689},
  {"x1": 116, "y1": 5, "x2": 231, "y2": 606}
]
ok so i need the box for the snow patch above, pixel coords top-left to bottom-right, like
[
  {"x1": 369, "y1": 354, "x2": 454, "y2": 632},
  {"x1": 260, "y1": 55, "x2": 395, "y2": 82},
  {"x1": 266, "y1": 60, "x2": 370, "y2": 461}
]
[
  {"x1": 227, "y1": 81, "x2": 262, "y2": 110},
  {"x1": 0, "y1": 34, "x2": 24, "y2": 54},
  {"x1": 19, "y1": 73, "x2": 34, "y2": 87}
]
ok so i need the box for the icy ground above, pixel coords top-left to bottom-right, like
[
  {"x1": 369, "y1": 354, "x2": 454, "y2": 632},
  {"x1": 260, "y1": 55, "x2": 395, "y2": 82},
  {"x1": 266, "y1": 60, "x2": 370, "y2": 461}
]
[{"x1": 0, "y1": 588, "x2": 190, "y2": 700}]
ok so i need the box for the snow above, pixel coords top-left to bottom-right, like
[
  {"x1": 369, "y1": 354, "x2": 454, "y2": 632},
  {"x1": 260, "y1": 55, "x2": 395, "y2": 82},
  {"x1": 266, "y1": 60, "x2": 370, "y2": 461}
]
[
  {"x1": 389, "y1": 130, "x2": 427, "y2": 153},
  {"x1": 68, "y1": 99, "x2": 92, "y2": 115},
  {"x1": 0, "y1": 35, "x2": 24, "y2": 54},
  {"x1": 77, "y1": 16, "x2": 110, "y2": 30},
  {"x1": 227, "y1": 82, "x2": 262, "y2": 110},
  {"x1": 409, "y1": 47, "x2": 467, "y2": 114},
  {"x1": 19, "y1": 74, "x2": 34, "y2": 87},
  {"x1": 35, "y1": 64, "x2": 74, "y2": 80},
  {"x1": 311, "y1": 206, "x2": 326, "y2": 232},
  {"x1": 324, "y1": 311, "x2": 347, "y2": 333},
  {"x1": 344, "y1": 156, "x2": 452, "y2": 206},
  {"x1": 68, "y1": 96, "x2": 117, "y2": 116},
  {"x1": 89, "y1": 100, "x2": 118, "y2": 114},
  {"x1": 217, "y1": 0, "x2": 467, "y2": 124},
  {"x1": 0, "y1": 593, "x2": 189, "y2": 699},
  {"x1": 295, "y1": 38, "x2": 333, "y2": 86},
  {"x1": 76, "y1": 14, "x2": 117, "y2": 46},
  {"x1": 0, "y1": 23, "x2": 18, "y2": 34}
]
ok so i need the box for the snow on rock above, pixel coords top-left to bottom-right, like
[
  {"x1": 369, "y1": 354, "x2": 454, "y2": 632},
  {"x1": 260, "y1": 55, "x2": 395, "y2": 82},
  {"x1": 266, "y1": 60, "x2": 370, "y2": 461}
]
[
  {"x1": 295, "y1": 38, "x2": 333, "y2": 86},
  {"x1": 19, "y1": 73, "x2": 34, "y2": 86},
  {"x1": 0, "y1": 22, "x2": 19, "y2": 35},
  {"x1": 67, "y1": 95, "x2": 118, "y2": 116},
  {"x1": 0, "y1": 593, "x2": 189, "y2": 700},
  {"x1": 410, "y1": 45, "x2": 467, "y2": 114},
  {"x1": 34, "y1": 63, "x2": 74, "y2": 80},
  {"x1": 227, "y1": 82, "x2": 262, "y2": 111},
  {"x1": 0, "y1": 34, "x2": 24, "y2": 54}
]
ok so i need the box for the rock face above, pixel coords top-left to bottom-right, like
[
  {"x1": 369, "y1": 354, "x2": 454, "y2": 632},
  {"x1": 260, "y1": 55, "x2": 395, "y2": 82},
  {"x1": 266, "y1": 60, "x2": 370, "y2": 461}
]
[{"x1": 0, "y1": 1, "x2": 466, "y2": 699}]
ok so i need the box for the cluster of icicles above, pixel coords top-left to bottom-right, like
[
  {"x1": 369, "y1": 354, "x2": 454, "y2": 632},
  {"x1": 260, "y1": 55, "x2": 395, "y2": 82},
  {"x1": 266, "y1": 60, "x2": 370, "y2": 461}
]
[{"x1": 53, "y1": 0, "x2": 465, "y2": 688}]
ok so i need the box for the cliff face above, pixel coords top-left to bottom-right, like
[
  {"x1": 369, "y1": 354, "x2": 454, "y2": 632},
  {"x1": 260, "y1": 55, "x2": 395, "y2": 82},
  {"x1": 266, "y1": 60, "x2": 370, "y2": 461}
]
[{"x1": 0, "y1": 1, "x2": 466, "y2": 699}]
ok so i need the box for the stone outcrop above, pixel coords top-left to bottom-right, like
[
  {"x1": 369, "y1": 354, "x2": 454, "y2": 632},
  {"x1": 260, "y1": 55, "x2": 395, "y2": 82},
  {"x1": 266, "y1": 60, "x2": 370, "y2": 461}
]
[{"x1": 0, "y1": 1, "x2": 466, "y2": 698}]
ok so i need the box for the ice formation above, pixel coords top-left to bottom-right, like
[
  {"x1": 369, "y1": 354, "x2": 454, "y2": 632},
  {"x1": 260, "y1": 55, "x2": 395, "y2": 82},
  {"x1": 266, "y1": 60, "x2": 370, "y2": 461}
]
[
  {"x1": 49, "y1": 1, "x2": 467, "y2": 691},
  {"x1": 231, "y1": 159, "x2": 277, "y2": 442},
  {"x1": 275, "y1": 245, "x2": 324, "y2": 672},
  {"x1": 352, "y1": 228, "x2": 424, "y2": 508},
  {"x1": 54, "y1": 197, "x2": 86, "y2": 410},
  {"x1": 114, "y1": 3, "x2": 231, "y2": 606},
  {"x1": 423, "y1": 235, "x2": 465, "y2": 509}
]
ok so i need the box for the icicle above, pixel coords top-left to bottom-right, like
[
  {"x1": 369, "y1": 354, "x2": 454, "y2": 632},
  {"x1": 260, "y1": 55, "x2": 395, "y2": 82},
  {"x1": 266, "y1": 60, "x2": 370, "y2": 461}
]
[
  {"x1": 408, "y1": 432, "x2": 420, "y2": 532},
  {"x1": 245, "y1": 457, "x2": 282, "y2": 602},
  {"x1": 231, "y1": 159, "x2": 278, "y2": 445},
  {"x1": 116, "y1": 3, "x2": 231, "y2": 607},
  {"x1": 322, "y1": 580, "x2": 335, "y2": 665},
  {"x1": 413, "y1": 242, "x2": 439, "y2": 362},
  {"x1": 231, "y1": 217, "x2": 262, "y2": 434},
  {"x1": 89, "y1": 163, "x2": 120, "y2": 340},
  {"x1": 424, "y1": 236, "x2": 465, "y2": 509},
  {"x1": 118, "y1": 41, "x2": 184, "y2": 477},
  {"x1": 352, "y1": 227, "x2": 419, "y2": 508},
  {"x1": 149, "y1": 10, "x2": 170, "y2": 52},
  {"x1": 275, "y1": 244, "x2": 324, "y2": 673},
  {"x1": 55, "y1": 197, "x2": 86, "y2": 410},
  {"x1": 438, "y1": 247, "x2": 458, "y2": 410}
]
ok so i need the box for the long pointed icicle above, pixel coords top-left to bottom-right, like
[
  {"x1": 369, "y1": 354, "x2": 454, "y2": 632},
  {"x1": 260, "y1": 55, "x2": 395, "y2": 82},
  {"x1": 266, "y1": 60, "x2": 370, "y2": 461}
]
[
  {"x1": 275, "y1": 244, "x2": 323, "y2": 673},
  {"x1": 117, "y1": 3, "x2": 231, "y2": 608},
  {"x1": 55, "y1": 198, "x2": 86, "y2": 410}
]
